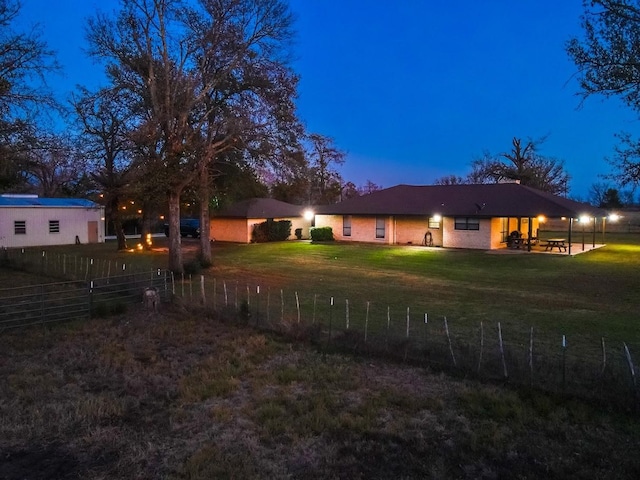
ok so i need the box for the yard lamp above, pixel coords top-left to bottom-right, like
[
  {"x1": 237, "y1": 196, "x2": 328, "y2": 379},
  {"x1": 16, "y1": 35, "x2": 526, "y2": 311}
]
[{"x1": 303, "y1": 209, "x2": 314, "y2": 221}]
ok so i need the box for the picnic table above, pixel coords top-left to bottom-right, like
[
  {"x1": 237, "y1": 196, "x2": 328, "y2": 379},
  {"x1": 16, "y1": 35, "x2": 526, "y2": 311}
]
[{"x1": 543, "y1": 238, "x2": 567, "y2": 252}]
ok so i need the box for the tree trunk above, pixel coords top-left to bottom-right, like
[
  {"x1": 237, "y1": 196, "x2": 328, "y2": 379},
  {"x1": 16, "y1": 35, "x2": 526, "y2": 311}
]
[
  {"x1": 140, "y1": 208, "x2": 153, "y2": 250},
  {"x1": 199, "y1": 163, "x2": 212, "y2": 264},
  {"x1": 108, "y1": 196, "x2": 128, "y2": 251},
  {"x1": 167, "y1": 190, "x2": 183, "y2": 273}
]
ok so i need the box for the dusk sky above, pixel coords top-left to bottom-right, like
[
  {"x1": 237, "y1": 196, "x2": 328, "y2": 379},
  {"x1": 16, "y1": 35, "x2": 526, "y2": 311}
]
[{"x1": 15, "y1": 0, "x2": 640, "y2": 199}]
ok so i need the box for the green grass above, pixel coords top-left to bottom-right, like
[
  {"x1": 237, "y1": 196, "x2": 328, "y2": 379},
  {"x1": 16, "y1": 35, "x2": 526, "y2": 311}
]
[
  {"x1": 204, "y1": 234, "x2": 640, "y2": 346},
  {"x1": 4, "y1": 233, "x2": 640, "y2": 344}
]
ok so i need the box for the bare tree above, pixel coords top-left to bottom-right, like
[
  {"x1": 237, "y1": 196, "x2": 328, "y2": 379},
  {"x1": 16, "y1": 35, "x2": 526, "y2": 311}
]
[
  {"x1": 0, "y1": 0, "x2": 59, "y2": 191},
  {"x1": 306, "y1": 134, "x2": 345, "y2": 204},
  {"x1": 86, "y1": 0, "x2": 303, "y2": 271},
  {"x1": 468, "y1": 137, "x2": 570, "y2": 194},
  {"x1": 568, "y1": 1, "x2": 640, "y2": 187},
  {"x1": 73, "y1": 88, "x2": 136, "y2": 250}
]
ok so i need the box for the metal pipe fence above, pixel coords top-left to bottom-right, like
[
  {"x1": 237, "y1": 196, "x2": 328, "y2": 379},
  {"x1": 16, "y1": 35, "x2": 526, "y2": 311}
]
[{"x1": 0, "y1": 269, "x2": 171, "y2": 331}]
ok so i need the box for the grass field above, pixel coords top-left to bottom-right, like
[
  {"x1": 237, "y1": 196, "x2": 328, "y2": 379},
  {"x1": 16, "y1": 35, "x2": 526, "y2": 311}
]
[
  {"x1": 1, "y1": 311, "x2": 640, "y2": 479},
  {"x1": 2, "y1": 235, "x2": 640, "y2": 477},
  {"x1": 5, "y1": 233, "x2": 640, "y2": 345},
  {"x1": 202, "y1": 233, "x2": 640, "y2": 344}
]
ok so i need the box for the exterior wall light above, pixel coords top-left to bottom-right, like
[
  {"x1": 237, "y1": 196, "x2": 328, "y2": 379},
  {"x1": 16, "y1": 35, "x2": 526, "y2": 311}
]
[
  {"x1": 609, "y1": 213, "x2": 620, "y2": 222},
  {"x1": 579, "y1": 215, "x2": 591, "y2": 224},
  {"x1": 303, "y1": 209, "x2": 314, "y2": 221},
  {"x1": 432, "y1": 214, "x2": 442, "y2": 222}
]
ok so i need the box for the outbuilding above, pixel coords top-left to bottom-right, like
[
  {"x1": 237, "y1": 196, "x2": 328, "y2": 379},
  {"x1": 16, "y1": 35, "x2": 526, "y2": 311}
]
[
  {"x1": 211, "y1": 198, "x2": 313, "y2": 243},
  {"x1": 0, "y1": 194, "x2": 105, "y2": 248}
]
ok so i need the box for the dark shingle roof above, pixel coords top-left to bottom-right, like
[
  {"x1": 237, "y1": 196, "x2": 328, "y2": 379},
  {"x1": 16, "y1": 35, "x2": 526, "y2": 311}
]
[
  {"x1": 315, "y1": 184, "x2": 606, "y2": 218},
  {"x1": 0, "y1": 196, "x2": 100, "y2": 208},
  {"x1": 215, "y1": 198, "x2": 307, "y2": 218}
]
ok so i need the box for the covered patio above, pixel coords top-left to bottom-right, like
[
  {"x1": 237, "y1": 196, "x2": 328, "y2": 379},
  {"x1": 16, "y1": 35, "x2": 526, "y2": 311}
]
[{"x1": 499, "y1": 212, "x2": 612, "y2": 255}]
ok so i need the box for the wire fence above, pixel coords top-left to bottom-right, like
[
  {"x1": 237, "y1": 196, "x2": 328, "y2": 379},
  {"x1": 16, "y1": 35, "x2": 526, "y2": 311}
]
[
  {"x1": 1, "y1": 245, "x2": 638, "y2": 409},
  {"x1": 0, "y1": 247, "x2": 155, "y2": 281},
  {"x1": 171, "y1": 274, "x2": 640, "y2": 410},
  {"x1": 0, "y1": 269, "x2": 171, "y2": 331}
]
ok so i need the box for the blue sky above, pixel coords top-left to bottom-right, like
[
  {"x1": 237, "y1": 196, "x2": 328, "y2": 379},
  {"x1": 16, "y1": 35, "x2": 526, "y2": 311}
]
[{"x1": 16, "y1": 0, "x2": 640, "y2": 199}]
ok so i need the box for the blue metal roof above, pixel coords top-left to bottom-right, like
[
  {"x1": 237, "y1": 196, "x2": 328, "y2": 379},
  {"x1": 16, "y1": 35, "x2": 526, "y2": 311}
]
[{"x1": 0, "y1": 196, "x2": 101, "y2": 208}]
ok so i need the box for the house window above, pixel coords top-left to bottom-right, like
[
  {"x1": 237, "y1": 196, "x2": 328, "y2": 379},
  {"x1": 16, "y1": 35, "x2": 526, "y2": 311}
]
[
  {"x1": 428, "y1": 217, "x2": 440, "y2": 229},
  {"x1": 343, "y1": 215, "x2": 352, "y2": 236},
  {"x1": 49, "y1": 220, "x2": 60, "y2": 234},
  {"x1": 454, "y1": 217, "x2": 480, "y2": 231},
  {"x1": 375, "y1": 217, "x2": 385, "y2": 238},
  {"x1": 14, "y1": 220, "x2": 26, "y2": 235}
]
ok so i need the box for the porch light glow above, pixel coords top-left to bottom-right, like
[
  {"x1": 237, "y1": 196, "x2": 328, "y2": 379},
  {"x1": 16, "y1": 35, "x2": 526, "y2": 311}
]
[
  {"x1": 537, "y1": 215, "x2": 546, "y2": 223},
  {"x1": 579, "y1": 215, "x2": 591, "y2": 224},
  {"x1": 432, "y1": 214, "x2": 442, "y2": 222},
  {"x1": 609, "y1": 213, "x2": 620, "y2": 222},
  {"x1": 303, "y1": 209, "x2": 314, "y2": 221}
]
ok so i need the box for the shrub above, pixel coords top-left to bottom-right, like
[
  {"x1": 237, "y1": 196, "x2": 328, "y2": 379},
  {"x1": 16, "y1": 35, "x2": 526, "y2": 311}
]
[
  {"x1": 295, "y1": 228, "x2": 303, "y2": 240},
  {"x1": 251, "y1": 219, "x2": 292, "y2": 243},
  {"x1": 310, "y1": 226, "x2": 334, "y2": 242}
]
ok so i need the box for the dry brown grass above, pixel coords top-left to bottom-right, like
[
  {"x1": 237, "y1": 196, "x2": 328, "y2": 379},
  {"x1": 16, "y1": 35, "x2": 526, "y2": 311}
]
[{"x1": 1, "y1": 305, "x2": 640, "y2": 479}]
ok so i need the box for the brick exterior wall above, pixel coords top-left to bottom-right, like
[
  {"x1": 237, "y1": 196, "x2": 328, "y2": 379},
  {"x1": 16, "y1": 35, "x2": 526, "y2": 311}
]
[
  {"x1": 316, "y1": 214, "x2": 542, "y2": 250},
  {"x1": 211, "y1": 217, "x2": 312, "y2": 243}
]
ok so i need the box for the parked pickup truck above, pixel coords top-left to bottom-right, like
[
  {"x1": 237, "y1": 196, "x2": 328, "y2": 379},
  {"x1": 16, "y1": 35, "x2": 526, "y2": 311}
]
[{"x1": 163, "y1": 218, "x2": 200, "y2": 238}]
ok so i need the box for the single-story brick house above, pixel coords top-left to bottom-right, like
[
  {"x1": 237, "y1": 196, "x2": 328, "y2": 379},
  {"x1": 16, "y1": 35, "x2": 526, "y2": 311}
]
[
  {"x1": 0, "y1": 194, "x2": 105, "y2": 248},
  {"x1": 211, "y1": 198, "x2": 313, "y2": 243},
  {"x1": 313, "y1": 183, "x2": 607, "y2": 252}
]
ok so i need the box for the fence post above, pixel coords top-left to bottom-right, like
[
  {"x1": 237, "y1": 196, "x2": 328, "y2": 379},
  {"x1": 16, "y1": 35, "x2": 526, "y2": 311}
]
[
  {"x1": 345, "y1": 299, "x2": 349, "y2": 329},
  {"x1": 444, "y1": 316, "x2": 456, "y2": 367},
  {"x1": 601, "y1": 337, "x2": 607, "y2": 376},
  {"x1": 328, "y1": 296, "x2": 334, "y2": 346},
  {"x1": 477, "y1": 321, "x2": 484, "y2": 374},
  {"x1": 562, "y1": 335, "x2": 567, "y2": 392},
  {"x1": 280, "y1": 289, "x2": 284, "y2": 324},
  {"x1": 266, "y1": 287, "x2": 270, "y2": 324},
  {"x1": 424, "y1": 313, "x2": 428, "y2": 360},
  {"x1": 364, "y1": 301, "x2": 370, "y2": 344},
  {"x1": 498, "y1": 322, "x2": 507, "y2": 380},
  {"x1": 312, "y1": 294, "x2": 317, "y2": 324},
  {"x1": 529, "y1": 326, "x2": 534, "y2": 386},
  {"x1": 88, "y1": 280, "x2": 94, "y2": 319},
  {"x1": 40, "y1": 284, "x2": 45, "y2": 326},
  {"x1": 256, "y1": 285, "x2": 260, "y2": 325},
  {"x1": 386, "y1": 306, "x2": 390, "y2": 352},
  {"x1": 623, "y1": 343, "x2": 637, "y2": 394},
  {"x1": 200, "y1": 275, "x2": 206, "y2": 305},
  {"x1": 295, "y1": 291, "x2": 300, "y2": 324}
]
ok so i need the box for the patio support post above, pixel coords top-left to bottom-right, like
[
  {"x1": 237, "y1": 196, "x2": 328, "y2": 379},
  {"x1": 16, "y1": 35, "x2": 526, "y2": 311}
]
[
  {"x1": 527, "y1": 217, "x2": 533, "y2": 252},
  {"x1": 568, "y1": 218, "x2": 573, "y2": 255},
  {"x1": 592, "y1": 217, "x2": 597, "y2": 248}
]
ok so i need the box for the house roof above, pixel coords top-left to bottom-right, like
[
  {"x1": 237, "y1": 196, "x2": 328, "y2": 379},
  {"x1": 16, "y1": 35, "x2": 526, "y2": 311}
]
[
  {"x1": 314, "y1": 184, "x2": 607, "y2": 218},
  {"x1": 215, "y1": 198, "x2": 307, "y2": 218},
  {"x1": 0, "y1": 195, "x2": 101, "y2": 208}
]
